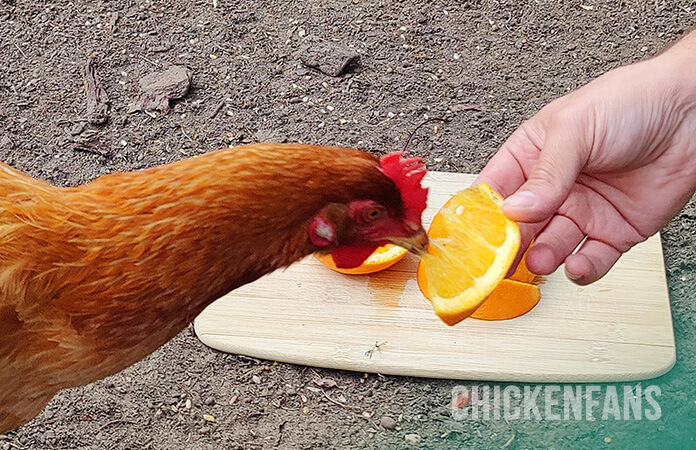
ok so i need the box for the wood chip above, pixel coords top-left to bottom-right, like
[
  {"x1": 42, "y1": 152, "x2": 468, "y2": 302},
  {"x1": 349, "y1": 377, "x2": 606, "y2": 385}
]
[
  {"x1": 108, "y1": 12, "x2": 119, "y2": 34},
  {"x1": 299, "y1": 36, "x2": 359, "y2": 77},
  {"x1": 84, "y1": 57, "x2": 109, "y2": 125},
  {"x1": 128, "y1": 66, "x2": 192, "y2": 114},
  {"x1": 449, "y1": 103, "x2": 482, "y2": 112},
  {"x1": 313, "y1": 377, "x2": 338, "y2": 388}
]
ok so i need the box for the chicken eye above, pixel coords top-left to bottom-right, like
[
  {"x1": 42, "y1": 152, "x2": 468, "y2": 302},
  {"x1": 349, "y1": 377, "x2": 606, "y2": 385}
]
[{"x1": 364, "y1": 206, "x2": 384, "y2": 222}]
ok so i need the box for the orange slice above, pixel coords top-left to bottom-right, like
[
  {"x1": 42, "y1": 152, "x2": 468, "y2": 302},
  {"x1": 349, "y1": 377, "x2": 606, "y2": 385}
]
[
  {"x1": 417, "y1": 183, "x2": 520, "y2": 325},
  {"x1": 470, "y1": 279, "x2": 541, "y2": 320},
  {"x1": 316, "y1": 244, "x2": 408, "y2": 275}
]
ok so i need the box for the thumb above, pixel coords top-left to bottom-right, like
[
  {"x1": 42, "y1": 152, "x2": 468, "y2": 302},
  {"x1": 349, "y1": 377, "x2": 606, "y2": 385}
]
[{"x1": 502, "y1": 119, "x2": 589, "y2": 223}]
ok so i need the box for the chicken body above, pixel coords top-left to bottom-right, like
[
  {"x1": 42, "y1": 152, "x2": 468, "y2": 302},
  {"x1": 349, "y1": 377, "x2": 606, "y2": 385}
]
[{"x1": 0, "y1": 143, "x2": 427, "y2": 433}]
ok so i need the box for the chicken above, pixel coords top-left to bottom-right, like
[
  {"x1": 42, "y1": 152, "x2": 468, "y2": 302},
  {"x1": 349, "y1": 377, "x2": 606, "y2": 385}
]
[{"x1": 0, "y1": 143, "x2": 429, "y2": 433}]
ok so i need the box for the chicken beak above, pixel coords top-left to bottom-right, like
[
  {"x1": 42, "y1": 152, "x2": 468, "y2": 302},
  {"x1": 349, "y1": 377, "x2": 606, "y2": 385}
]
[{"x1": 387, "y1": 227, "x2": 430, "y2": 256}]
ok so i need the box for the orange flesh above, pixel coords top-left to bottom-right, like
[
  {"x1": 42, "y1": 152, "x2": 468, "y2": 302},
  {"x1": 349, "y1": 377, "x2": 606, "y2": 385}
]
[
  {"x1": 420, "y1": 191, "x2": 515, "y2": 300},
  {"x1": 417, "y1": 256, "x2": 542, "y2": 323},
  {"x1": 416, "y1": 184, "x2": 523, "y2": 325},
  {"x1": 417, "y1": 184, "x2": 542, "y2": 323}
]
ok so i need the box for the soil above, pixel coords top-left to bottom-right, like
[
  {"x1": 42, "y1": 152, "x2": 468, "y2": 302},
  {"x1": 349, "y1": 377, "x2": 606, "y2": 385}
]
[{"x1": 1, "y1": 1, "x2": 695, "y2": 449}]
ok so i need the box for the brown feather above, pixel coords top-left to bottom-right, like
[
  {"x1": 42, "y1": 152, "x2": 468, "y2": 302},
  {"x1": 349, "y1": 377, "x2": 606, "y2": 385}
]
[{"x1": 0, "y1": 143, "x2": 403, "y2": 433}]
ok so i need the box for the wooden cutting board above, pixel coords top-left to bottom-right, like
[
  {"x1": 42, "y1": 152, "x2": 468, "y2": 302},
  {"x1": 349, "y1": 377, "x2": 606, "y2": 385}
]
[{"x1": 194, "y1": 172, "x2": 675, "y2": 382}]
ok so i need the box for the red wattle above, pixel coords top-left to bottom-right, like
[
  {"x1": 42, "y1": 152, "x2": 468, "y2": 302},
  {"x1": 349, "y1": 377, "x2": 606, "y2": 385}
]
[{"x1": 331, "y1": 245, "x2": 380, "y2": 269}]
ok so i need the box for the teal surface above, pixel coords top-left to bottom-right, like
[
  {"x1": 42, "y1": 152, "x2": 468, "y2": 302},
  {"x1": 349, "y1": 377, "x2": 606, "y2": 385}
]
[{"x1": 435, "y1": 238, "x2": 695, "y2": 450}]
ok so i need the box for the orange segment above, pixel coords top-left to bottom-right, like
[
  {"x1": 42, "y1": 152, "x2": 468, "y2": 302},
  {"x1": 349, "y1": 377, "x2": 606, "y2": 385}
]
[
  {"x1": 417, "y1": 183, "x2": 520, "y2": 326},
  {"x1": 470, "y1": 279, "x2": 541, "y2": 320},
  {"x1": 315, "y1": 244, "x2": 408, "y2": 275}
]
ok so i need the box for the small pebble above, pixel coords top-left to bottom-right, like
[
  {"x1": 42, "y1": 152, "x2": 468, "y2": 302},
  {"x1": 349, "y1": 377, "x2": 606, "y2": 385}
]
[
  {"x1": 302, "y1": 406, "x2": 310, "y2": 414},
  {"x1": 185, "y1": 399, "x2": 192, "y2": 409},
  {"x1": 285, "y1": 386, "x2": 298, "y2": 395},
  {"x1": 380, "y1": 416, "x2": 397, "y2": 429},
  {"x1": 604, "y1": 437, "x2": 612, "y2": 444},
  {"x1": 0, "y1": 136, "x2": 14, "y2": 150},
  {"x1": 252, "y1": 375, "x2": 261, "y2": 384},
  {"x1": 204, "y1": 396, "x2": 215, "y2": 406},
  {"x1": 405, "y1": 433, "x2": 421, "y2": 445},
  {"x1": 69, "y1": 123, "x2": 84, "y2": 136},
  {"x1": 203, "y1": 414, "x2": 215, "y2": 422},
  {"x1": 454, "y1": 390, "x2": 471, "y2": 408}
]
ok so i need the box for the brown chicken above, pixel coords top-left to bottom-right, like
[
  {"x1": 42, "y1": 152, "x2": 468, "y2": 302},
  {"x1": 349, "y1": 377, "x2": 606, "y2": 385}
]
[{"x1": 0, "y1": 143, "x2": 429, "y2": 433}]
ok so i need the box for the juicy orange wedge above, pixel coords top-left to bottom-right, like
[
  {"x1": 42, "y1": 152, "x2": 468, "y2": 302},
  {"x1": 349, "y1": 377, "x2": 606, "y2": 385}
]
[
  {"x1": 471, "y1": 249, "x2": 541, "y2": 320},
  {"x1": 470, "y1": 279, "x2": 541, "y2": 320},
  {"x1": 316, "y1": 244, "x2": 408, "y2": 275},
  {"x1": 417, "y1": 183, "x2": 521, "y2": 325}
]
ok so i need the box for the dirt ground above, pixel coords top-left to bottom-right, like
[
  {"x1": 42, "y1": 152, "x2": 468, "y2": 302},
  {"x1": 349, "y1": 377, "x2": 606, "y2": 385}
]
[{"x1": 1, "y1": 0, "x2": 695, "y2": 449}]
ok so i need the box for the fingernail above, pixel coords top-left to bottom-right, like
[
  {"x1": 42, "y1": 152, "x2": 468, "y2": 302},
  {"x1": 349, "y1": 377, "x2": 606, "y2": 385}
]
[
  {"x1": 503, "y1": 191, "x2": 536, "y2": 209},
  {"x1": 565, "y1": 269, "x2": 582, "y2": 282},
  {"x1": 565, "y1": 269, "x2": 588, "y2": 285}
]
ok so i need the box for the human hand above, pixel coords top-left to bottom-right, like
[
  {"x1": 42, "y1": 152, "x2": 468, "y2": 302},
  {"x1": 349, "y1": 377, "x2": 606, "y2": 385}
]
[{"x1": 476, "y1": 31, "x2": 696, "y2": 285}]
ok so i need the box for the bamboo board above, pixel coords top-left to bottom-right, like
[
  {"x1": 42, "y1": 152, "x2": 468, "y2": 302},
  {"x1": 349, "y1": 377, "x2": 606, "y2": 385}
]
[{"x1": 194, "y1": 172, "x2": 675, "y2": 382}]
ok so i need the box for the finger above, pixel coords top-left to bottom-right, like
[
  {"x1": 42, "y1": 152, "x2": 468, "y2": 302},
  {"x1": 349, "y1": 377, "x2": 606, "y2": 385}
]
[
  {"x1": 474, "y1": 121, "x2": 543, "y2": 197},
  {"x1": 474, "y1": 150, "x2": 527, "y2": 198},
  {"x1": 519, "y1": 221, "x2": 546, "y2": 254},
  {"x1": 525, "y1": 215, "x2": 585, "y2": 275},
  {"x1": 502, "y1": 110, "x2": 591, "y2": 224},
  {"x1": 564, "y1": 239, "x2": 622, "y2": 285},
  {"x1": 506, "y1": 221, "x2": 548, "y2": 277}
]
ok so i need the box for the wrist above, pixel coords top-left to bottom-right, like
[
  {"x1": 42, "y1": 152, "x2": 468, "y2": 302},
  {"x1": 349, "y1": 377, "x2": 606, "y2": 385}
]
[
  {"x1": 656, "y1": 30, "x2": 696, "y2": 107},
  {"x1": 658, "y1": 30, "x2": 696, "y2": 193}
]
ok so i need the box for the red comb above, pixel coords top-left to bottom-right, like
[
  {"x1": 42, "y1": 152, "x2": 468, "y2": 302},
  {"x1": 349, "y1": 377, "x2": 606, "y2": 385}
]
[{"x1": 379, "y1": 152, "x2": 428, "y2": 224}]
